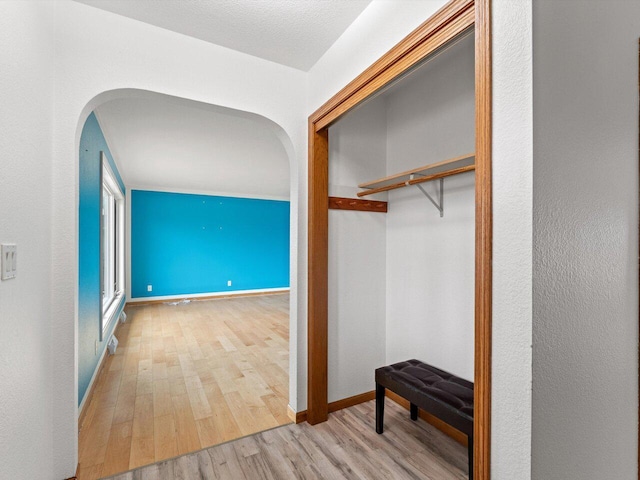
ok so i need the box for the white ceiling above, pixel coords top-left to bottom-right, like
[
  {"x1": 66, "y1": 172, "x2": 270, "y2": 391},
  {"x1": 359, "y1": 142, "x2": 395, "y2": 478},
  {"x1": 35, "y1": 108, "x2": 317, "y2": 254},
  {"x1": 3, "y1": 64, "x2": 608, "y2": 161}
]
[
  {"x1": 95, "y1": 94, "x2": 290, "y2": 199},
  {"x1": 73, "y1": 0, "x2": 372, "y2": 71}
]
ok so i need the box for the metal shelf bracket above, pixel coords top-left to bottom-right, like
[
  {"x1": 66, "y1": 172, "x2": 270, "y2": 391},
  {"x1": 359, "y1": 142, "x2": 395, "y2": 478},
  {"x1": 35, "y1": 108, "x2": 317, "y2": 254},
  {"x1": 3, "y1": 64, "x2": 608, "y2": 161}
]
[{"x1": 414, "y1": 177, "x2": 444, "y2": 217}]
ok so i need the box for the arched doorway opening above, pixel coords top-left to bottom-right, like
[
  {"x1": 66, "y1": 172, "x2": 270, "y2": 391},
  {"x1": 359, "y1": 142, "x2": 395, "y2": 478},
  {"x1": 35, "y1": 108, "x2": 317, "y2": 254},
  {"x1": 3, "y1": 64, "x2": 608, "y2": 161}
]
[{"x1": 74, "y1": 89, "x2": 298, "y2": 479}]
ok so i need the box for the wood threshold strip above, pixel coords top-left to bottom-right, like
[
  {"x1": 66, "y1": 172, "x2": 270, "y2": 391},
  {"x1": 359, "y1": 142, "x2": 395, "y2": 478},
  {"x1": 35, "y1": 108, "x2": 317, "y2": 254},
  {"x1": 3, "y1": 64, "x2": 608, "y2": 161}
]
[
  {"x1": 328, "y1": 196, "x2": 388, "y2": 212},
  {"x1": 357, "y1": 165, "x2": 475, "y2": 197}
]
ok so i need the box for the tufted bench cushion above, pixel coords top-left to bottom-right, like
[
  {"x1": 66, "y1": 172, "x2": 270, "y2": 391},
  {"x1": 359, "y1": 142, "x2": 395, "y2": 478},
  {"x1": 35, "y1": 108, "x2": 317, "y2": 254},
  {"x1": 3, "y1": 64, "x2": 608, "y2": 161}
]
[{"x1": 375, "y1": 359, "x2": 474, "y2": 479}]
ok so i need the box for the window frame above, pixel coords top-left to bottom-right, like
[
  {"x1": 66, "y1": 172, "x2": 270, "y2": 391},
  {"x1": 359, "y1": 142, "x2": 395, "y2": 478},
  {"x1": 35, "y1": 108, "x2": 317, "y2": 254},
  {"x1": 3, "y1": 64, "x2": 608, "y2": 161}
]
[{"x1": 100, "y1": 152, "x2": 125, "y2": 339}]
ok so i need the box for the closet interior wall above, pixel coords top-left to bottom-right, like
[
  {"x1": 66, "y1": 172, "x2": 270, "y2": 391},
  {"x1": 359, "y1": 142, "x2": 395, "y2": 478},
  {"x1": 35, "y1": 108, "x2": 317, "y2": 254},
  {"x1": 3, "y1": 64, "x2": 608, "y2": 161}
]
[
  {"x1": 385, "y1": 33, "x2": 475, "y2": 380},
  {"x1": 327, "y1": 33, "x2": 476, "y2": 403},
  {"x1": 328, "y1": 99, "x2": 388, "y2": 403}
]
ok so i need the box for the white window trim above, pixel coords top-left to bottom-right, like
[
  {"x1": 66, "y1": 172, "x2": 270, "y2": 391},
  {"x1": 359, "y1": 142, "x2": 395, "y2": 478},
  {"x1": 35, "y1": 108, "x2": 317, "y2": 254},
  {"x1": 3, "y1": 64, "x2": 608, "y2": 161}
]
[{"x1": 101, "y1": 153, "x2": 125, "y2": 337}]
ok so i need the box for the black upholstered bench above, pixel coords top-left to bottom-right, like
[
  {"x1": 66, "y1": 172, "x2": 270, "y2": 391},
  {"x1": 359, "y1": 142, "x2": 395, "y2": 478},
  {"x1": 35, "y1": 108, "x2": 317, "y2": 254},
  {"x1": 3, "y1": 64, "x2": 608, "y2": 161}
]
[{"x1": 375, "y1": 359, "x2": 474, "y2": 479}]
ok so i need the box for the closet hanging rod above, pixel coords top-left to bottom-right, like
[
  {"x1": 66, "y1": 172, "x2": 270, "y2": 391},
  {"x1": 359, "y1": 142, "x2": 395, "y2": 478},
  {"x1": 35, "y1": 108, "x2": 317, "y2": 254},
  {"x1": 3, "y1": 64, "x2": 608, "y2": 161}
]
[
  {"x1": 358, "y1": 153, "x2": 475, "y2": 191},
  {"x1": 358, "y1": 164, "x2": 476, "y2": 197}
]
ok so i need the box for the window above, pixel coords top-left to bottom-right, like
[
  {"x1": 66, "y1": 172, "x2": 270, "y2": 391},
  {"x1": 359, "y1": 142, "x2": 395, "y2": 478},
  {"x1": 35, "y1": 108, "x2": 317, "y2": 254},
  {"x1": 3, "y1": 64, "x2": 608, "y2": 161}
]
[{"x1": 101, "y1": 153, "x2": 124, "y2": 337}]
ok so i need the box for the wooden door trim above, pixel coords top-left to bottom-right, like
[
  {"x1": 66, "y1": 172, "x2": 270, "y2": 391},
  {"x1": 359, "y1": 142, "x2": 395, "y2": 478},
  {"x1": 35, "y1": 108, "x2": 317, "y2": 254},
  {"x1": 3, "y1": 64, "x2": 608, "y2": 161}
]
[
  {"x1": 310, "y1": 0, "x2": 475, "y2": 132},
  {"x1": 307, "y1": 123, "x2": 329, "y2": 425},
  {"x1": 307, "y1": 0, "x2": 492, "y2": 478},
  {"x1": 474, "y1": 0, "x2": 492, "y2": 478}
]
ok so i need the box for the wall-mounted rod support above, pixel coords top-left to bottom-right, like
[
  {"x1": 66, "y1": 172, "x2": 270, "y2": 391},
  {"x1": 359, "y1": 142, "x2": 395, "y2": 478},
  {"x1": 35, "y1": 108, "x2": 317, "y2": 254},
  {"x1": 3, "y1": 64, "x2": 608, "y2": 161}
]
[{"x1": 416, "y1": 178, "x2": 444, "y2": 217}]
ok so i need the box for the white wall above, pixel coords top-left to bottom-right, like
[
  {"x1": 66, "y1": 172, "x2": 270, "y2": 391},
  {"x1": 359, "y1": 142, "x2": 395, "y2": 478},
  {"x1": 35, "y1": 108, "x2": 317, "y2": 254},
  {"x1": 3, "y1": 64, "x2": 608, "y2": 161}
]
[
  {"x1": 327, "y1": 99, "x2": 387, "y2": 402},
  {"x1": 0, "y1": 3, "x2": 55, "y2": 479},
  {"x1": 308, "y1": 0, "x2": 450, "y2": 112},
  {"x1": 48, "y1": 2, "x2": 470, "y2": 475},
  {"x1": 492, "y1": 0, "x2": 533, "y2": 478},
  {"x1": 532, "y1": 1, "x2": 639, "y2": 478},
  {"x1": 385, "y1": 33, "x2": 475, "y2": 381},
  {"x1": 11, "y1": 1, "x2": 638, "y2": 478},
  {"x1": 50, "y1": 2, "x2": 306, "y2": 476}
]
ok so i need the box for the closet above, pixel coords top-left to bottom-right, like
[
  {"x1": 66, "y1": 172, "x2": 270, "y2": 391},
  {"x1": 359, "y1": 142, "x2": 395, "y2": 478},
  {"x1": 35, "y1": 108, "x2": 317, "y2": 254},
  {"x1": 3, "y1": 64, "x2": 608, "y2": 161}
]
[
  {"x1": 307, "y1": 0, "x2": 492, "y2": 477},
  {"x1": 325, "y1": 31, "x2": 475, "y2": 405}
]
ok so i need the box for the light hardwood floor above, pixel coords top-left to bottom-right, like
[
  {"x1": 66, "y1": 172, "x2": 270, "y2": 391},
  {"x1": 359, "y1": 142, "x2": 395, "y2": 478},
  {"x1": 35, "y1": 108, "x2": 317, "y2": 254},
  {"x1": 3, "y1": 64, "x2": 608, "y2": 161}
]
[
  {"x1": 77, "y1": 294, "x2": 290, "y2": 480},
  {"x1": 105, "y1": 399, "x2": 469, "y2": 480}
]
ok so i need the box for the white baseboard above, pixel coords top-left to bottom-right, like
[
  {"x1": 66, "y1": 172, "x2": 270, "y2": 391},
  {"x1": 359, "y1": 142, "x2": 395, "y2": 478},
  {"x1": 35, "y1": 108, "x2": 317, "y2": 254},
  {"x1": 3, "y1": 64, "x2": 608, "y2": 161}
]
[
  {"x1": 78, "y1": 337, "x2": 109, "y2": 418},
  {"x1": 78, "y1": 303, "x2": 125, "y2": 419},
  {"x1": 127, "y1": 287, "x2": 289, "y2": 303}
]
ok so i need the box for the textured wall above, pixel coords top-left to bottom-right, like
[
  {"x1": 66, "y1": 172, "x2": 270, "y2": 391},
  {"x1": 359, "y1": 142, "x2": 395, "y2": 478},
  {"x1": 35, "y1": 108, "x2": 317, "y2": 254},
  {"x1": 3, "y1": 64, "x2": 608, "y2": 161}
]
[
  {"x1": 0, "y1": 2, "x2": 55, "y2": 479},
  {"x1": 78, "y1": 112, "x2": 126, "y2": 406},
  {"x1": 131, "y1": 190, "x2": 289, "y2": 298},
  {"x1": 491, "y1": 0, "x2": 533, "y2": 478},
  {"x1": 532, "y1": 1, "x2": 639, "y2": 478},
  {"x1": 6, "y1": 0, "x2": 613, "y2": 476}
]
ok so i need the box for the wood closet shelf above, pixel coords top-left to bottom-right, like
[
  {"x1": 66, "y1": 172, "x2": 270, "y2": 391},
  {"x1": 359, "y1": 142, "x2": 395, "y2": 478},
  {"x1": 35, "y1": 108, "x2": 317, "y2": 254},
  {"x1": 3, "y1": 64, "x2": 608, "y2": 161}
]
[{"x1": 357, "y1": 153, "x2": 475, "y2": 197}]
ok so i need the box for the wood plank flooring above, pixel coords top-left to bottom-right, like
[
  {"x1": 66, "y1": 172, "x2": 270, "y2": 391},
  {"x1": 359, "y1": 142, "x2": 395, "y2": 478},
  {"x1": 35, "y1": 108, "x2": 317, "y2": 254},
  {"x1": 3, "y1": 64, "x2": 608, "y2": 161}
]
[
  {"x1": 77, "y1": 294, "x2": 290, "y2": 480},
  {"x1": 104, "y1": 399, "x2": 469, "y2": 480}
]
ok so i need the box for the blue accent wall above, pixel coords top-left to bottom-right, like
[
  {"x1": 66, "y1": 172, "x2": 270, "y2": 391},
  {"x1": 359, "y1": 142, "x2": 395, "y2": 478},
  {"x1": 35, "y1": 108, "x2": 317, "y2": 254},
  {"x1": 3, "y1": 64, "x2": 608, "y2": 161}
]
[
  {"x1": 131, "y1": 190, "x2": 290, "y2": 298},
  {"x1": 78, "y1": 112, "x2": 126, "y2": 406}
]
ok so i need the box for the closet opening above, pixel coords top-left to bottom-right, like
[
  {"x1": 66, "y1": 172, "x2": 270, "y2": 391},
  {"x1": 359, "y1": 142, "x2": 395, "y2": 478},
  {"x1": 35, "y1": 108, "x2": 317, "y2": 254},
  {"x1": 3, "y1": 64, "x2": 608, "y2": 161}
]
[{"x1": 307, "y1": 0, "x2": 491, "y2": 479}]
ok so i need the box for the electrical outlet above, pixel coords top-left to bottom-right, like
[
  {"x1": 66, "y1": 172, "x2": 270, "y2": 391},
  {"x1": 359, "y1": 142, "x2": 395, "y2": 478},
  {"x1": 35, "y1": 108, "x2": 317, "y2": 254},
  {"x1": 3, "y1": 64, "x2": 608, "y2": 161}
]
[
  {"x1": 147, "y1": 284, "x2": 152, "y2": 292},
  {"x1": 1, "y1": 244, "x2": 17, "y2": 280},
  {"x1": 227, "y1": 280, "x2": 232, "y2": 287},
  {"x1": 95, "y1": 339, "x2": 98, "y2": 355}
]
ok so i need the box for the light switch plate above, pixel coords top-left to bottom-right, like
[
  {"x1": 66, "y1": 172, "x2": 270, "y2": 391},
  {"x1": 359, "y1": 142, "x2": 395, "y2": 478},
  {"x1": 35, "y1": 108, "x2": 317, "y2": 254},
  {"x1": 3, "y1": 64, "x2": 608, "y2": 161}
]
[{"x1": 1, "y1": 244, "x2": 17, "y2": 280}]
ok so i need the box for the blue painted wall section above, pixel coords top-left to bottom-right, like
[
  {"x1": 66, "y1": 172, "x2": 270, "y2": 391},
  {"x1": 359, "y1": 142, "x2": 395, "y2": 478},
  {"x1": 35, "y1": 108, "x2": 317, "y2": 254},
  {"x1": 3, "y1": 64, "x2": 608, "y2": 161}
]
[
  {"x1": 78, "y1": 112, "x2": 126, "y2": 406},
  {"x1": 131, "y1": 190, "x2": 290, "y2": 298}
]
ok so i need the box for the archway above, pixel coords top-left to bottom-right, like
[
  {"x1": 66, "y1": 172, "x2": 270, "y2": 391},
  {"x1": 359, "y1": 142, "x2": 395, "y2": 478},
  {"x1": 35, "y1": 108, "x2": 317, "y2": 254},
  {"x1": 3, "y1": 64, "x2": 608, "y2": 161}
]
[{"x1": 74, "y1": 89, "x2": 299, "y2": 478}]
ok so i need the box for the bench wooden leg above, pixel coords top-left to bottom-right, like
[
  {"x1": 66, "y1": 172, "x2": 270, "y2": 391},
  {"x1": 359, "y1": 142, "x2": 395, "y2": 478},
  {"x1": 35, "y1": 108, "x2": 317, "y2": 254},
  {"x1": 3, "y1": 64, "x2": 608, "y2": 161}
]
[
  {"x1": 375, "y1": 383, "x2": 385, "y2": 434},
  {"x1": 410, "y1": 403, "x2": 418, "y2": 421},
  {"x1": 468, "y1": 435, "x2": 473, "y2": 480}
]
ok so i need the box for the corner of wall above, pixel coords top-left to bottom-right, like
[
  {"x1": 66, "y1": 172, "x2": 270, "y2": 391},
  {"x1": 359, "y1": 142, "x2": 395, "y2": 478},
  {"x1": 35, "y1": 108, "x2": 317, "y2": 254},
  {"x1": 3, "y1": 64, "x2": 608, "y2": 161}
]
[{"x1": 492, "y1": 0, "x2": 533, "y2": 478}]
